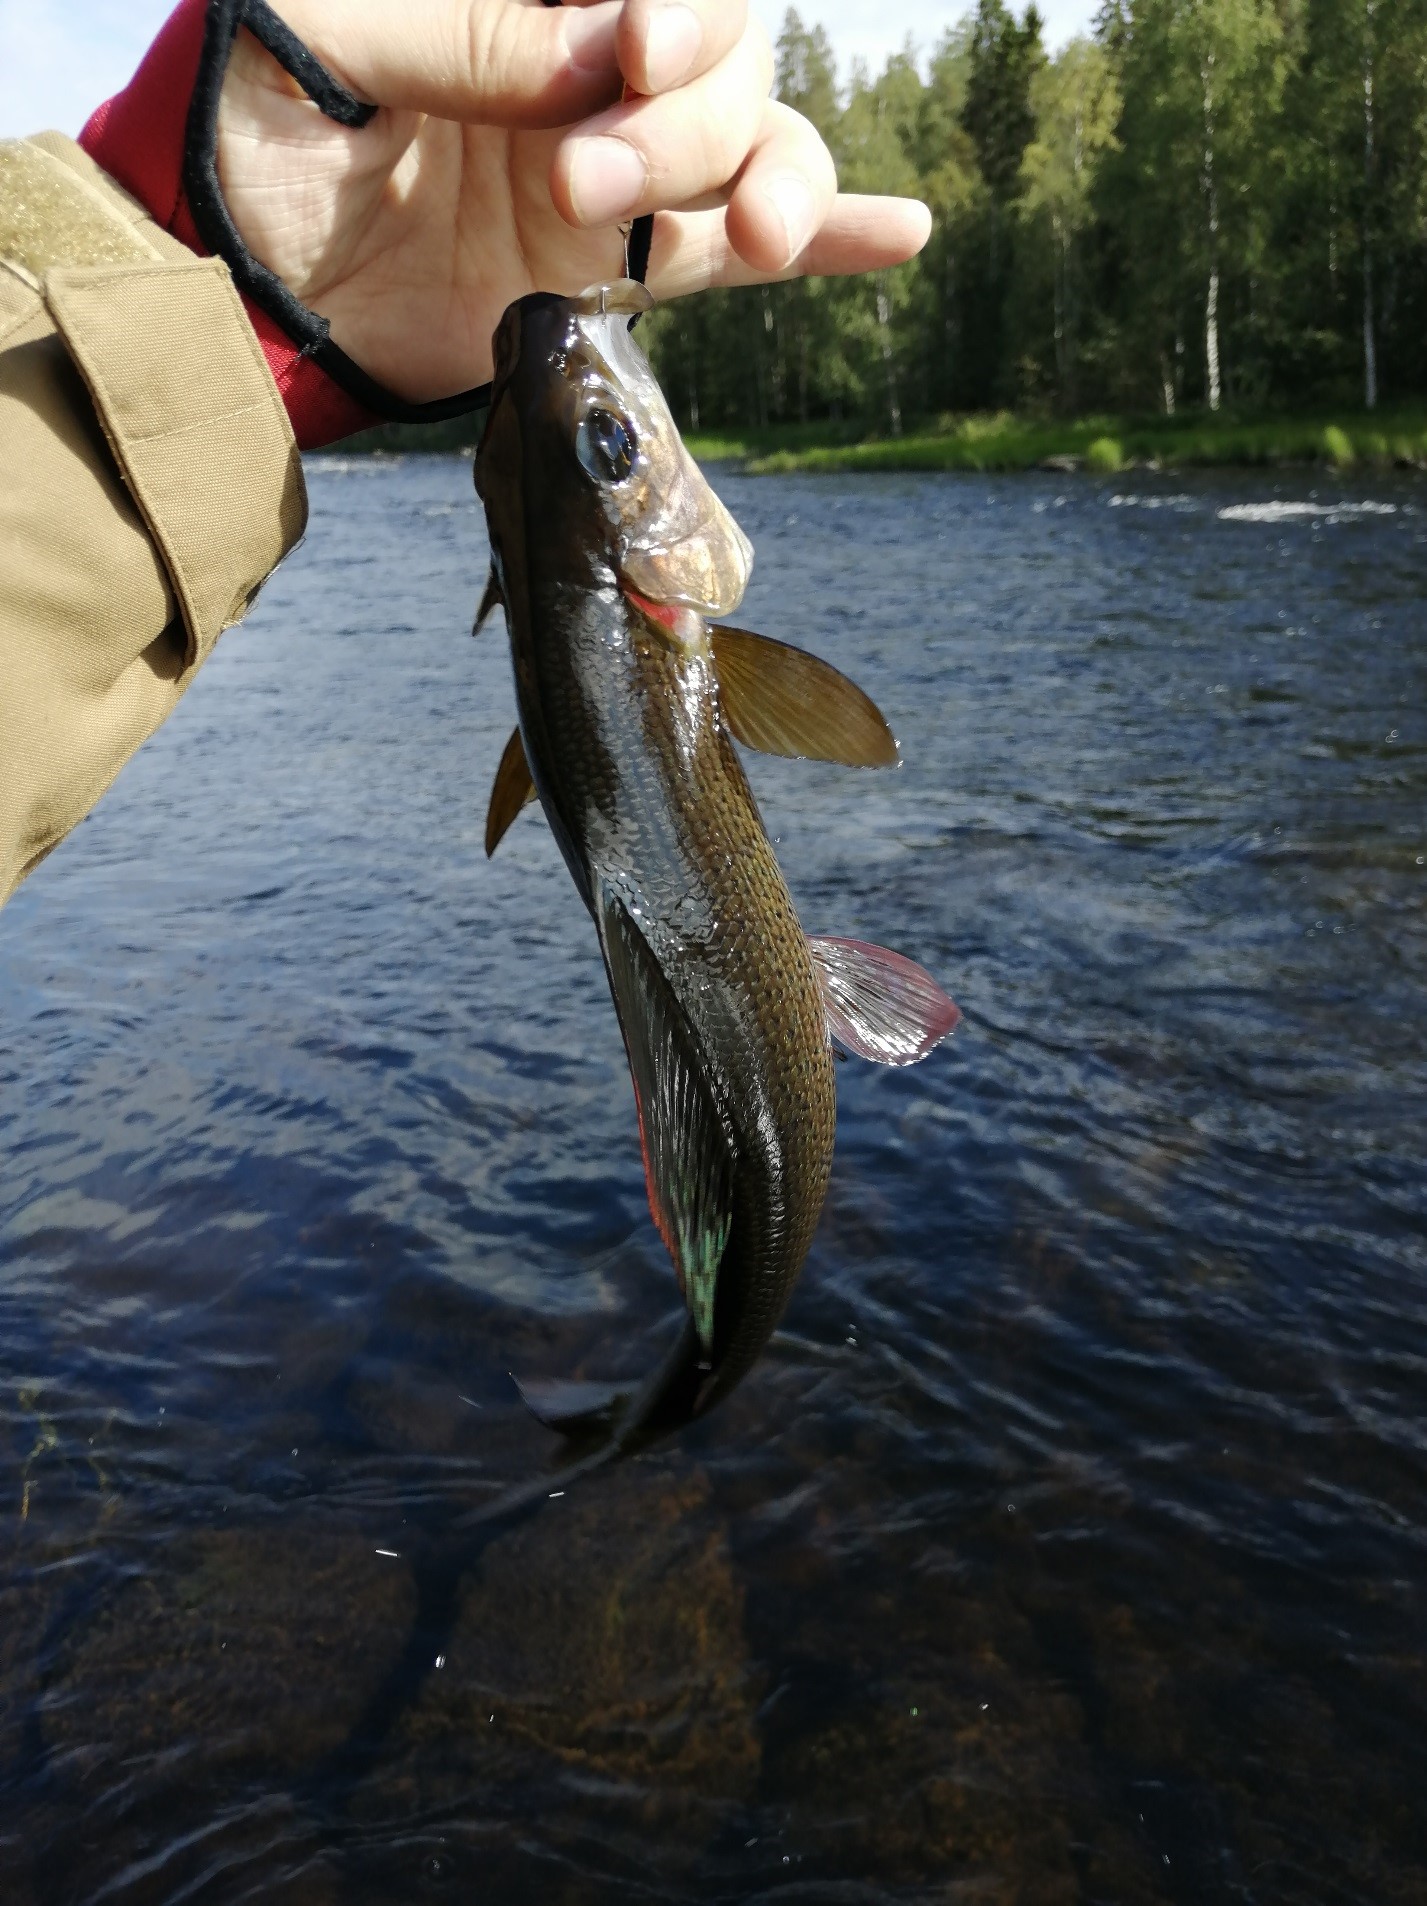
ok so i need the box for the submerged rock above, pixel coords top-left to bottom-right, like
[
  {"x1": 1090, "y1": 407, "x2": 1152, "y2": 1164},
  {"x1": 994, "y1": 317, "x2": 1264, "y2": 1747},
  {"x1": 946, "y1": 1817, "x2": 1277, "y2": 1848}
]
[
  {"x1": 349, "y1": 1463, "x2": 760, "y2": 1890},
  {"x1": 41, "y1": 1524, "x2": 417, "y2": 1782}
]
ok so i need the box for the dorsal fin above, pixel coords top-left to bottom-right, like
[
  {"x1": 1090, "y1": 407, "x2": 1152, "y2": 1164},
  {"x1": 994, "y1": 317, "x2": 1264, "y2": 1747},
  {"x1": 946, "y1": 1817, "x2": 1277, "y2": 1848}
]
[
  {"x1": 710, "y1": 625, "x2": 898, "y2": 767},
  {"x1": 484, "y1": 725, "x2": 539, "y2": 857},
  {"x1": 808, "y1": 936, "x2": 960, "y2": 1065},
  {"x1": 598, "y1": 889, "x2": 735, "y2": 1352}
]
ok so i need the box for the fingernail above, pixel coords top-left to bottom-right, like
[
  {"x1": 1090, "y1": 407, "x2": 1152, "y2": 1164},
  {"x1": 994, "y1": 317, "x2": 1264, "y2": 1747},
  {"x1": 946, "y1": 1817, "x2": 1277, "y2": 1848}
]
[
  {"x1": 569, "y1": 136, "x2": 647, "y2": 225},
  {"x1": 763, "y1": 173, "x2": 815, "y2": 266},
  {"x1": 644, "y1": 3, "x2": 702, "y2": 91},
  {"x1": 563, "y1": 5, "x2": 620, "y2": 76}
]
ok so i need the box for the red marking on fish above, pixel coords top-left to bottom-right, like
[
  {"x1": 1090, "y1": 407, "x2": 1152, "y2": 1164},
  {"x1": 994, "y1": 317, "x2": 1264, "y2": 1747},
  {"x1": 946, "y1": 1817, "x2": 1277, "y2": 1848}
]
[{"x1": 623, "y1": 586, "x2": 679, "y2": 629}]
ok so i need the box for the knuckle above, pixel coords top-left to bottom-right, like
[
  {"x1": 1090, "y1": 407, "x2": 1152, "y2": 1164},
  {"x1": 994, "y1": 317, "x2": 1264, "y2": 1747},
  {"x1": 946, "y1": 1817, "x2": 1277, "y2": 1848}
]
[
  {"x1": 765, "y1": 103, "x2": 838, "y2": 197},
  {"x1": 462, "y1": 2, "x2": 496, "y2": 91}
]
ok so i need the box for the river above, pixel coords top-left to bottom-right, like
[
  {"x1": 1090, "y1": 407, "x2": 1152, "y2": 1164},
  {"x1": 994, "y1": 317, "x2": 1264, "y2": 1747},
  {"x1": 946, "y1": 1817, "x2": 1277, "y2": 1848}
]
[{"x1": 2, "y1": 457, "x2": 1425, "y2": 1903}]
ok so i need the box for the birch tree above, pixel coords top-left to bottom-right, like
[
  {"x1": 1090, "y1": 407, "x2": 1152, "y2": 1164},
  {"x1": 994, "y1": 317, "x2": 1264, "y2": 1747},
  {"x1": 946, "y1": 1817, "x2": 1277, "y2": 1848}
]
[
  {"x1": 1020, "y1": 39, "x2": 1121, "y2": 405},
  {"x1": 641, "y1": 0, "x2": 1427, "y2": 433}
]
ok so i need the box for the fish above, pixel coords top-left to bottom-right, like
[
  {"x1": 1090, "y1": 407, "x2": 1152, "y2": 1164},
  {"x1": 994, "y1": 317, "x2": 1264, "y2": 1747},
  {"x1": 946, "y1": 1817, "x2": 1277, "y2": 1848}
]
[{"x1": 472, "y1": 279, "x2": 959, "y2": 1463}]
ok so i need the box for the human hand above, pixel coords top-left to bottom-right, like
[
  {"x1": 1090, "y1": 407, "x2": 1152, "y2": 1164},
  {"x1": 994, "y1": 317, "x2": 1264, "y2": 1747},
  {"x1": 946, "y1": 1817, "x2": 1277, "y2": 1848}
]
[{"x1": 215, "y1": 0, "x2": 932, "y2": 403}]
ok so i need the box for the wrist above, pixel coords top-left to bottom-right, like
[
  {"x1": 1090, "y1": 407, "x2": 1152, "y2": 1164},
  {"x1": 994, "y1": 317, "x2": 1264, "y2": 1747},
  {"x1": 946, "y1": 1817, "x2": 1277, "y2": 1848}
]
[{"x1": 79, "y1": 0, "x2": 376, "y2": 449}]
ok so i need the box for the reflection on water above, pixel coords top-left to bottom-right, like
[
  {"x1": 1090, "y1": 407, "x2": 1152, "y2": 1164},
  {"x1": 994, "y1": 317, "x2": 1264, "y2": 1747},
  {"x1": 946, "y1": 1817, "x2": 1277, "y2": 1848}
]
[{"x1": 2, "y1": 459, "x2": 1425, "y2": 1904}]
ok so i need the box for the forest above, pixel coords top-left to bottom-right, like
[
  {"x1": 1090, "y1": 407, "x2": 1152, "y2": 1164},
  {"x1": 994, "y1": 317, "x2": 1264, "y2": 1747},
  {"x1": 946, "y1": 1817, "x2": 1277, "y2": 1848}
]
[{"x1": 643, "y1": 0, "x2": 1427, "y2": 435}]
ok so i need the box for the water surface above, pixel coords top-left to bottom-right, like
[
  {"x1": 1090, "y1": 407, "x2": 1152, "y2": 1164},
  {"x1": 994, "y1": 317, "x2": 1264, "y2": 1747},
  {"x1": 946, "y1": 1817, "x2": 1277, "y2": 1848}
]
[{"x1": 2, "y1": 459, "x2": 1425, "y2": 1904}]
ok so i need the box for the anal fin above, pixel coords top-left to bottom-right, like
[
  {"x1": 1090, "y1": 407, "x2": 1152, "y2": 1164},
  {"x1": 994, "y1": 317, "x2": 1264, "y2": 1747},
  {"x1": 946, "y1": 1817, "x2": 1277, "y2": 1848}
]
[
  {"x1": 485, "y1": 726, "x2": 540, "y2": 857},
  {"x1": 710, "y1": 625, "x2": 898, "y2": 767},
  {"x1": 809, "y1": 935, "x2": 960, "y2": 1066}
]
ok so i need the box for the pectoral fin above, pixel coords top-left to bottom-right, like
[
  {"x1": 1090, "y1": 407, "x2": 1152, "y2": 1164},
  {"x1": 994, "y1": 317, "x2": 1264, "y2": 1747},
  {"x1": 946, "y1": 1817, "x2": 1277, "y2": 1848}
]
[
  {"x1": 485, "y1": 726, "x2": 539, "y2": 857},
  {"x1": 809, "y1": 936, "x2": 960, "y2": 1066},
  {"x1": 473, "y1": 565, "x2": 504, "y2": 634},
  {"x1": 710, "y1": 625, "x2": 899, "y2": 767},
  {"x1": 598, "y1": 889, "x2": 734, "y2": 1353}
]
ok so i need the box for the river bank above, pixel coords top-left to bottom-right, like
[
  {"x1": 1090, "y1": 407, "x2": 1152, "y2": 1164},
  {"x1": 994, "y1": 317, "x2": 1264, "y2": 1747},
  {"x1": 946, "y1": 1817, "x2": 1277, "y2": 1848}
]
[
  {"x1": 690, "y1": 405, "x2": 1427, "y2": 475},
  {"x1": 347, "y1": 404, "x2": 1427, "y2": 474}
]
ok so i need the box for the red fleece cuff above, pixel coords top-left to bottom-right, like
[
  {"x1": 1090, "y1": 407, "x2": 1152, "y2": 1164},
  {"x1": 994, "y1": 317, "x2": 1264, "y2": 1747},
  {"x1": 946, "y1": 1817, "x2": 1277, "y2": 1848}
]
[{"x1": 78, "y1": 0, "x2": 375, "y2": 449}]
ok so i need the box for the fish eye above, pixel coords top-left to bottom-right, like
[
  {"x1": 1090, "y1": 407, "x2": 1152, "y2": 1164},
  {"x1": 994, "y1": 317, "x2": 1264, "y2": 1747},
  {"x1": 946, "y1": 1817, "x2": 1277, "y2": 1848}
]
[{"x1": 576, "y1": 406, "x2": 637, "y2": 485}]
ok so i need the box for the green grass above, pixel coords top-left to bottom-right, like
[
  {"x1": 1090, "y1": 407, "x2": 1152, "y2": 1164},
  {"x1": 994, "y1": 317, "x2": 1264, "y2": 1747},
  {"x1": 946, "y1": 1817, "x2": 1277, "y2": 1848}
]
[
  {"x1": 701, "y1": 405, "x2": 1427, "y2": 476},
  {"x1": 335, "y1": 403, "x2": 1427, "y2": 475}
]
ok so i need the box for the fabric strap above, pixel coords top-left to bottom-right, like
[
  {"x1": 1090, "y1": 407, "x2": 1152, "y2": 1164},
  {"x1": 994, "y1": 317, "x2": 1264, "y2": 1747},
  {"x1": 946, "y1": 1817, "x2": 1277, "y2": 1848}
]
[{"x1": 182, "y1": 0, "x2": 656, "y2": 426}]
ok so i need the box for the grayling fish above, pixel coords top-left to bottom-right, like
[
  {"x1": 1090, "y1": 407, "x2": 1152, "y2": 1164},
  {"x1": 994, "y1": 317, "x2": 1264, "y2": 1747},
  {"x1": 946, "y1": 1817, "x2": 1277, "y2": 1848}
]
[{"x1": 473, "y1": 279, "x2": 958, "y2": 1460}]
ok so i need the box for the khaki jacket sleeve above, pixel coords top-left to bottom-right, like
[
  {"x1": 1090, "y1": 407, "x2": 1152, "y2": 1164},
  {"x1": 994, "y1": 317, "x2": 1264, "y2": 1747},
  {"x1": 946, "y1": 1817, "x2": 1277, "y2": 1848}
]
[{"x1": 0, "y1": 133, "x2": 307, "y2": 906}]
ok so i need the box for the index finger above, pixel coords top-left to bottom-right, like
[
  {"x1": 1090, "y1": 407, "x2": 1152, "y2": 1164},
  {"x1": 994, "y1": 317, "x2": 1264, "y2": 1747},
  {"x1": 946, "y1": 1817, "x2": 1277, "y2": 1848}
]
[
  {"x1": 616, "y1": 0, "x2": 749, "y2": 96},
  {"x1": 271, "y1": 0, "x2": 623, "y2": 127}
]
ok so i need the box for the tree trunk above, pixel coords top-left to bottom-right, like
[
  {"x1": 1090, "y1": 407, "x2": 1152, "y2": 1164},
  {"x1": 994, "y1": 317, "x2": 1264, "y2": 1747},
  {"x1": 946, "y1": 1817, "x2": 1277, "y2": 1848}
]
[
  {"x1": 1201, "y1": 49, "x2": 1222, "y2": 413},
  {"x1": 944, "y1": 237, "x2": 957, "y2": 409},
  {"x1": 1053, "y1": 212, "x2": 1067, "y2": 397},
  {"x1": 761, "y1": 288, "x2": 785, "y2": 423},
  {"x1": 751, "y1": 300, "x2": 767, "y2": 428},
  {"x1": 876, "y1": 278, "x2": 902, "y2": 437},
  {"x1": 1362, "y1": 3, "x2": 1379, "y2": 410}
]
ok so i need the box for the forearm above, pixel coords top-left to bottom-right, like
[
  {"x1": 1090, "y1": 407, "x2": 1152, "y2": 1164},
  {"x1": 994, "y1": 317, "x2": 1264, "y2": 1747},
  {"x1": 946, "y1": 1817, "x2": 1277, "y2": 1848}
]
[{"x1": 0, "y1": 135, "x2": 305, "y2": 905}]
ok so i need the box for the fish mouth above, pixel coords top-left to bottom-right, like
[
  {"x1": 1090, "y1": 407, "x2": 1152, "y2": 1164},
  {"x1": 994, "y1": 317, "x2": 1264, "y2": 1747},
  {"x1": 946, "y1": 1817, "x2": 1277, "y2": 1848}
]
[
  {"x1": 572, "y1": 279, "x2": 656, "y2": 320},
  {"x1": 488, "y1": 282, "x2": 650, "y2": 407}
]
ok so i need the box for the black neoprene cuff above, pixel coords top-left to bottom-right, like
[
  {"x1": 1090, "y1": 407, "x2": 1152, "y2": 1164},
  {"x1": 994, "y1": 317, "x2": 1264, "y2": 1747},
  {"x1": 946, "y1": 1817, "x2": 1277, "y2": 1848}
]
[{"x1": 182, "y1": 0, "x2": 653, "y2": 425}]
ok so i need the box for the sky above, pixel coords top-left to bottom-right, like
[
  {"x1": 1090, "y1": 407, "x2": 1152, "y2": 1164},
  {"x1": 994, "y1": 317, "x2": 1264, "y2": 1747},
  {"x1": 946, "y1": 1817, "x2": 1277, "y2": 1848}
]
[{"x1": 0, "y1": 0, "x2": 1098, "y2": 140}]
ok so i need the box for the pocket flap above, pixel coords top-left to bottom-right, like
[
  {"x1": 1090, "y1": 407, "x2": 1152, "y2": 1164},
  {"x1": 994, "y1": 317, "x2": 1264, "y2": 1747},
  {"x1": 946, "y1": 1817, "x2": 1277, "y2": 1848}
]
[{"x1": 45, "y1": 255, "x2": 305, "y2": 667}]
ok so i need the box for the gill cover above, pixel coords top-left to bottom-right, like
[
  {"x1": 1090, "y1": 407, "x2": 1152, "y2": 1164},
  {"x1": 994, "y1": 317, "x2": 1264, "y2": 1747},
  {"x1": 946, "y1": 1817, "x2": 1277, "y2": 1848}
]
[{"x1": 570, "y1": 282, "x2": 753, "y2": 618}]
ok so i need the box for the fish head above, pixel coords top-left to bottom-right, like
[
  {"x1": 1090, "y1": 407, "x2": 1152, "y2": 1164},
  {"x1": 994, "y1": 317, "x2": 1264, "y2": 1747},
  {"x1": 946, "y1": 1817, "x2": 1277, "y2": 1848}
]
[{"x1": 476, "y1": 281, "x2": 753, "y2": 617}]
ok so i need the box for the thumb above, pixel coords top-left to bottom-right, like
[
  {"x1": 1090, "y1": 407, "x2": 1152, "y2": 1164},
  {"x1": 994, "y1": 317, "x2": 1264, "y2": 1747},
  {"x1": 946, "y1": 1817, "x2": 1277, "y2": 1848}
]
[{"x1": 270, "y1": 0, "x2": 625, "y2": 129}]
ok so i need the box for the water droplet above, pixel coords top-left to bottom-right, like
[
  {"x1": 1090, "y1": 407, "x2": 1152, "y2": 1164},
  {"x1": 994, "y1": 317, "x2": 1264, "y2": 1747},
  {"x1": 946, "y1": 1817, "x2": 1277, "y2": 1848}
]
[{"x1": 435, "y1": 1654, "x2": 446, "y2": 1669}]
